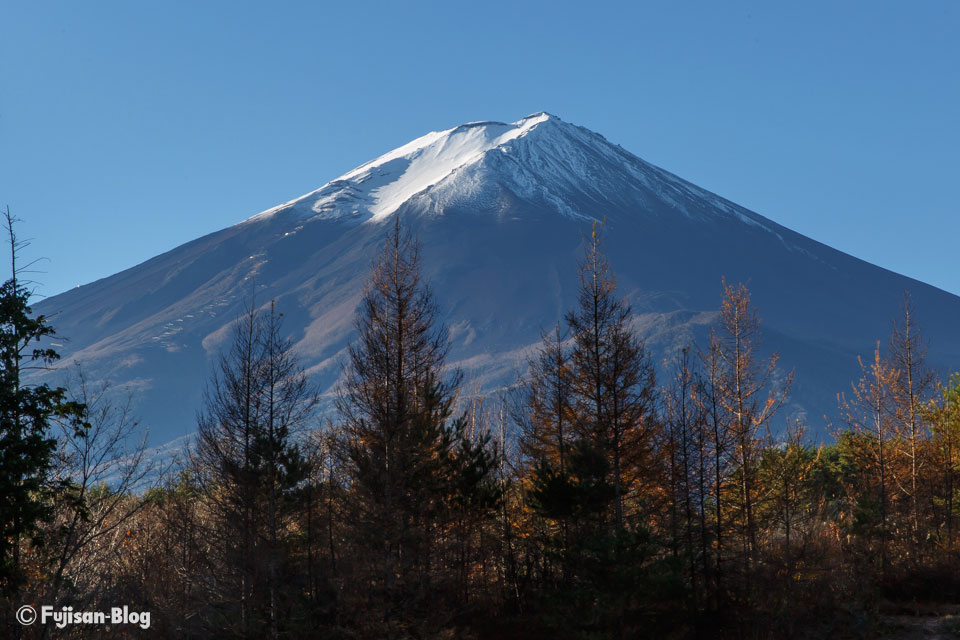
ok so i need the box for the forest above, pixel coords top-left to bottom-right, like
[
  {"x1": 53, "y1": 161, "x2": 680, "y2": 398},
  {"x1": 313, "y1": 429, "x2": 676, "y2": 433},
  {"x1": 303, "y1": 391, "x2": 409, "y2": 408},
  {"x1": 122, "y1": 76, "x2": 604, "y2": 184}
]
[{"x1": 2, "y1": 211, "x2": 960, "y2": 639}]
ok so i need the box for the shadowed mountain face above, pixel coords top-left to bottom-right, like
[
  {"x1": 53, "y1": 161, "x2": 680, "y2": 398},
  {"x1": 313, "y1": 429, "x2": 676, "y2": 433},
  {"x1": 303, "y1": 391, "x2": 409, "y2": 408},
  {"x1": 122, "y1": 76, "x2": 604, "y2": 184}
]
[{"x1": 34, "y1": 113, "x2": 960, "y2": 445}]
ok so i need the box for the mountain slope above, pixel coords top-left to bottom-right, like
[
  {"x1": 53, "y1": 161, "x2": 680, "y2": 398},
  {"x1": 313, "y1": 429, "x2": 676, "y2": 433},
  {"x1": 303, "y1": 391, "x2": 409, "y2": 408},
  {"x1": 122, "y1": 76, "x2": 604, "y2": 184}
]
[{"x1": 34, "y1": 113, "x2": 960, "y2": 445}]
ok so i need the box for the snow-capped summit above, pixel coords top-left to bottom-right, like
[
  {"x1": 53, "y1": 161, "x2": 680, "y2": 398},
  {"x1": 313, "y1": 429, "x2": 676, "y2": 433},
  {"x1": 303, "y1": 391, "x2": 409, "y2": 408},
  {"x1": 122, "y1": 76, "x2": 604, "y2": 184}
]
[
  {"x1": 253, "y1": 112, "x2": 769, "y2": 232},
  {"x1": 254, "y1": 112, "x2": 556, "y2": 223},
  {"x1": 32, "y1": 113, "x2": 960, "y2": 448}
]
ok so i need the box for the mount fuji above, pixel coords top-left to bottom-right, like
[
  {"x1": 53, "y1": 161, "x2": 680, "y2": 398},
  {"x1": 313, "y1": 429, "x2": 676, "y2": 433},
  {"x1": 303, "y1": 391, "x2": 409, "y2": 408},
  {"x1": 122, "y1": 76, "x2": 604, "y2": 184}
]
[{"x1": 33, "y1": 112, "x2": 960, "y2": 446}]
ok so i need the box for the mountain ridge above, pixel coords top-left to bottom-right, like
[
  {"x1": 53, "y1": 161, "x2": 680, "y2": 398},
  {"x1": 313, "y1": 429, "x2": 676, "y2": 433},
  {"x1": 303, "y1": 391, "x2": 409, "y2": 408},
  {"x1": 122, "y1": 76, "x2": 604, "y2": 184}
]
[{"x1": 32, "y1": 112, "x2": 960, "y2": 446}]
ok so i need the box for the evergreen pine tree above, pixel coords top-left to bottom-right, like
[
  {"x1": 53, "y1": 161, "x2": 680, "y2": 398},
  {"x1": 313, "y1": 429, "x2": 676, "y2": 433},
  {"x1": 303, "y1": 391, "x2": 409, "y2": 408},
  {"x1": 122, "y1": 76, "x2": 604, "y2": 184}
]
[
  {"x1": 925, "y1": 374, "x2": 960, "y2": 551},
  {"x1": 0, "y1": 208, "x2": 86, "y2": 597}
]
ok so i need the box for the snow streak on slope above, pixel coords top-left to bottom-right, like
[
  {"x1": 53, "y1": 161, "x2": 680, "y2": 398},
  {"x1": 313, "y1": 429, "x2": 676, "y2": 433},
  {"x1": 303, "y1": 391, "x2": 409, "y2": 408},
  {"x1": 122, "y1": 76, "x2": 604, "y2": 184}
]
[{"x1": 253, "y1": 113, "x2": 551, "y2": 223}]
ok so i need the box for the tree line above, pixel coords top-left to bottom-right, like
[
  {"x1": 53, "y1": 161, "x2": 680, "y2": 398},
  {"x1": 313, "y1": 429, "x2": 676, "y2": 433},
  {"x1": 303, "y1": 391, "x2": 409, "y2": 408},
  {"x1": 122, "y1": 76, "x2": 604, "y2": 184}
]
[{"x1": 3, "y1": 212, "x2": 960, "y2": 639}]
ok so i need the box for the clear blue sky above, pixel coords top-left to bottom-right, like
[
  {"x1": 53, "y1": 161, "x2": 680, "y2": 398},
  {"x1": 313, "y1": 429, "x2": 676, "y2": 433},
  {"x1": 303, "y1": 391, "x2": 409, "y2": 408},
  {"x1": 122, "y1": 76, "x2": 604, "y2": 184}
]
[{"x1": 2, "y1": 1, "x2": 957, "y2": 299}]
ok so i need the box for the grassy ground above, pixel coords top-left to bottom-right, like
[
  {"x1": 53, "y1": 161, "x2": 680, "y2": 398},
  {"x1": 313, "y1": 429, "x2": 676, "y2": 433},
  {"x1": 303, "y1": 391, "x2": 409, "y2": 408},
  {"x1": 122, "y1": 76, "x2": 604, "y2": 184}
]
[
  {"x1": 875, "y1": 615, "x2": 960, "y2": 639},
  {"x1": 874, "y1": 603, "x2": 960, "y2": 639}
]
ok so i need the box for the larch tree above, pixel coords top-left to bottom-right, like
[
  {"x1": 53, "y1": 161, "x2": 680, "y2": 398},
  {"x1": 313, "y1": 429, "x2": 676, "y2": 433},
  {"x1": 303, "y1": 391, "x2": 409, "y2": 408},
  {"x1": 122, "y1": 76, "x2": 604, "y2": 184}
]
[
  {"x1": 193, "y1": 298, "x2": 316, "y2": 639},
  {"x1": 712, "y1": 279, "x2": 790, "y2": 590},
  {"x1": 697, "y1": 337, "x2": 731, "y2": 607},
  {"x1": 514, "y1": 323, "x2": 575, "y2": 575},
  {"x1": 663, "y1": 346, "x2": 705, "y2": 601},
  {"x1": 565, "y1": 223, "x2": 657, "y2": 532},
  {"x1": 887, "y1": 294, "x2": 935, "y2": 559},
  {"x1": 839, "y1": 342, "x2": 898, "y2": 577},
  {"x1": 517, "y1": 324, "x2": 573, "y2": 478},
  {"x1": 335, "y1": 216, "x2": 499, "y2": 631},
  {"x1": 519, "y1": 223, "x2": 663, "y2": 632}
]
